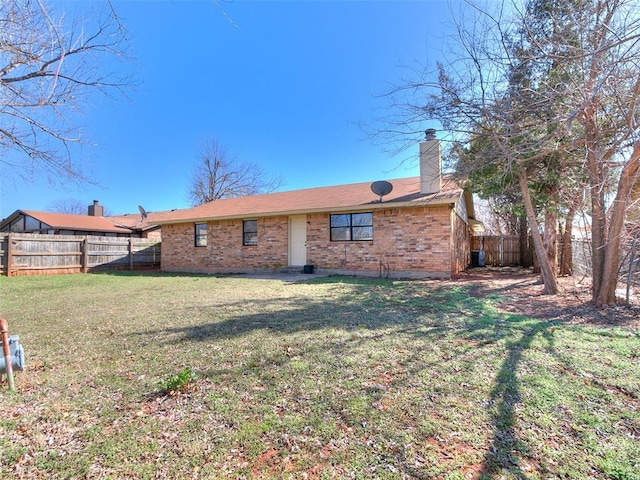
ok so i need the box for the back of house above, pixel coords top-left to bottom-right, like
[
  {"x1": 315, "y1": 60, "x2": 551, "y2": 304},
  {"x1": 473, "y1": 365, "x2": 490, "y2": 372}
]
[{"x1": 153, "y1": 135, "x2": 481, "y2": 279}]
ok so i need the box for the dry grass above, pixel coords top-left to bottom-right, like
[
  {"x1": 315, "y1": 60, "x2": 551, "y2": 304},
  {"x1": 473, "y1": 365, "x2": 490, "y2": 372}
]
[{"x1": 0, "y1": 271, "x2": 638, "y2": 479}]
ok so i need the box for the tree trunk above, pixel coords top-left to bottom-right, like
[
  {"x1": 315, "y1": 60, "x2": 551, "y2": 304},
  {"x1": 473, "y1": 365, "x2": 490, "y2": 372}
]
[
  {"x1": 542, "y1": 207, "x2": 558, "y2": 283},
  {"x1": 518, "y1": 169, "x2": 559, "y2": 294},
  {"x1": 582, "y1": 100, "x2": 609, "y2": 302},
  {"x1": 595, "y1": 141, "x2": 640, "y2": 306},
  {"x1": 518, "y1": 214, "x2": 531, "y2": 268},
  {"x1": 559, "y1": 204, "x2": 576, "y2": 276}
]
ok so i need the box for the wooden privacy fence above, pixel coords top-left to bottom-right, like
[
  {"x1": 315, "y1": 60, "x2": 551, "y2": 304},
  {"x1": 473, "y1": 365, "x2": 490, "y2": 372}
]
[
  {"x1": 0, "y1": 233, "x2": 160, "y2": 276},
  {"x1": 470, "y1": 235, "x2": 532, "y2": 267}
]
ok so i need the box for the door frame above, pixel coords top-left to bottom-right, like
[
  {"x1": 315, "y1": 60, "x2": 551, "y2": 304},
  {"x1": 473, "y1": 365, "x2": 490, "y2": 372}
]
[{"x1": 288, "y1": 215, "x2": 307, "y2": 266}]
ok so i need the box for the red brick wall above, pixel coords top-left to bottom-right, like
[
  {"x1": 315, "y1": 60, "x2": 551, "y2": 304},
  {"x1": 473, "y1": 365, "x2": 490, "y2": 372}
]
[
  {"x1": 142, "y1": 229, "x2": 162, "y2": 241},
  {"x1": 161, "y1": 217, "x2": 288, "y2": 273},
  {"x1": 307, "y1": 206, "x2": 454, "y2": 278},
  {"x1": 161, "y1": 206, "x2": 460, "y2": 277}
]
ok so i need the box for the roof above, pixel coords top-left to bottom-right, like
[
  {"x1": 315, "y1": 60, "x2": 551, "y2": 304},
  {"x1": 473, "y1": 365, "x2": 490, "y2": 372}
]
[
  {"x1": 105, "y1": 211, "x2": 165, "y2": 231},
  {"x1": 153, "y1": 175, "x2": 465, "y2": 225},
  {"x1": 7, "y1": 210, "x2": 134, "y2": 234}
]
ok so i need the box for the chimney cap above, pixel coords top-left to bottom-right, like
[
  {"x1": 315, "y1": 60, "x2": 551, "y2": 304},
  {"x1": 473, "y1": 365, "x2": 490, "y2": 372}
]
[
  {"x1": 93, "y1": 200, "x2": 100, "y2": 205},
  {"x1": 425, "y1": 129, "x2": 437, "y2": 140}
]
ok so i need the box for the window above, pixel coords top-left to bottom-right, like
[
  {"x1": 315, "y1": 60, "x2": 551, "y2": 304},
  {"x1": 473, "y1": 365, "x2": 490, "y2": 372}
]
[
  {"x1": 243, "y1": 220, "x2": 258, "y2": 246},
  {"x1": 195, "y1": 223, "x2": 207, "y2": 247},
  {"x1": 25, "y1": 216, "x2": 43, "y2": 231},
  {"x1": 330, "y1": 212, "x2": 373, "y2": 241},
  {"x1": 7, "y1": 217, "x2": 24, "y2": 232}
]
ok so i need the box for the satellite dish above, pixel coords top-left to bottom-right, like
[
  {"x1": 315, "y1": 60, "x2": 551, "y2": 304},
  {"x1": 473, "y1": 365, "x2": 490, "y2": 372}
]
[
  {"x1": 371, "y1": 181, "x2": 393, "y2": 202},
  {"x1": 138, "y1": 205, "x2": 148, "y2": 219}
]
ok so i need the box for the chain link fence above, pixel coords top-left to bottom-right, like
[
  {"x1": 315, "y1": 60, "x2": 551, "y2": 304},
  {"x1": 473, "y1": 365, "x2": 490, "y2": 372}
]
[{"x1": 571, "y1": 238, "x2": 639, "y2": 305}]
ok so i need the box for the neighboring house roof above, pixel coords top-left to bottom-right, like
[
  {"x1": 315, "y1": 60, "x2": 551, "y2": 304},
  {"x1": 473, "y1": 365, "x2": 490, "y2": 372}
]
[
  {"x1": 153, "y1": 175, "x2": 468, "y2": 225},
  {"x1": 105, "y1": 212, "x2": 164, "y2": 232},
  {"x1": 3, "y1": 210, "x2": 134, "y2": 234}
]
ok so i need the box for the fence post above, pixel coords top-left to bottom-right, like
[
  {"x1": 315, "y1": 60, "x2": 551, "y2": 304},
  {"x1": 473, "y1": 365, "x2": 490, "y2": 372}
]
[
  {"x1": 0, "y1": 234, "x2": 6, "y2": 276},
  {"x1": 81, "y1": 237, "x2": 89, "y2": 273},
  {"x1": 129, "y1": 238, "x2": 134, "y2": 271},
  {"x1": 6, "y1": 233, "x2": 13, "y2": 277}
]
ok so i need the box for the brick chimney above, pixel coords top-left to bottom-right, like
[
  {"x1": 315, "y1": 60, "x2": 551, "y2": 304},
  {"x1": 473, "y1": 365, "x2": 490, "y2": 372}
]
[
  {"x1": 419, "y1": 129, "x2": 442, "y2": 194},
  {"x1": 88, "y1": 200, "x2": 104, "y2": 217}
]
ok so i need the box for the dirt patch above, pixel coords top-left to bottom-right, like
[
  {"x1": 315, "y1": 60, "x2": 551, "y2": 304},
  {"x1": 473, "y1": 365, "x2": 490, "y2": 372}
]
[{"x1": 452, "y1": 267, "x2": 640, "y2": 331}]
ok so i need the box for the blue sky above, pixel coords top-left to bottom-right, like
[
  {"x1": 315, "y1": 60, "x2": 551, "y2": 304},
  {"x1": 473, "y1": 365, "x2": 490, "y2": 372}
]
[{"x1": 1, "y1": 0, "x2": 458, "y2": 218}]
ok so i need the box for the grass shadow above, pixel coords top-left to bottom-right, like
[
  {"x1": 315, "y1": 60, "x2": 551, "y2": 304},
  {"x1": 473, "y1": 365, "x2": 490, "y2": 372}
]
[
  {"x1": 4, "y1": 272, "x2": 639, "y2": 479},
  {"x1": 478, "y1": 322, "x2": 555, "y2": 479},
  {"x1": 127, "y1": 275, "x2": 561, "y2": 477}
]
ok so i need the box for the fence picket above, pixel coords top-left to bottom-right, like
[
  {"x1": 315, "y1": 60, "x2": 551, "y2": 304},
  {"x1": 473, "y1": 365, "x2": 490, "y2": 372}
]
[
  {"x1": 0, "y1": 233, "x2": 160, "y2": 276},
  {"x1": 471, "y1": 235, "x2": 524, "y2": 267}
]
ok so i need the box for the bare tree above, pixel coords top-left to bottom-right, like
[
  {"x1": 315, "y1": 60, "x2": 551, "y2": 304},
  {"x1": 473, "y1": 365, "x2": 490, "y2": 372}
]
[
  {"x1": 571, "y1": 1, "x2": 640, "y2": 305},
  {"x1": 187, "y1": 138, "x2": 284, "y2": 206},
  {"x1": 377, "y1": 2, "x2": 563, "y2": 294},
  {"x1": 44, "y1": 198, "x2": 113, "y2": 216},
  {"x1": 0, "y1": 0, "x2": 131, "y2": 183},
  {"x1": 376, "y1": 0, "x2": 640, "y2": 304},
  {"x1": 44, "y1": 198, "x2": 87, "y2": 215}
]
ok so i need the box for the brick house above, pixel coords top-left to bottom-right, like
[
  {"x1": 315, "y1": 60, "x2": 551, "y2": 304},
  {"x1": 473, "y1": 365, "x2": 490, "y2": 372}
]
[
  {"x1": 0, "y1": 201, "x2": 162, "y2": 238},
  {"x1": 1, "y1": 203, "x2": 134, "y2": 237},
  {"x1": 154, "y1": 134, "x2": 482, "y2": 278}
]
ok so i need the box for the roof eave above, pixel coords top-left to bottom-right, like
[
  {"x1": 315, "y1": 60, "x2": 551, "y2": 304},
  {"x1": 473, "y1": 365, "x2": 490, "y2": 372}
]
[{"x1": 151, "y1": 195, "x2": 461, "y2": 226}]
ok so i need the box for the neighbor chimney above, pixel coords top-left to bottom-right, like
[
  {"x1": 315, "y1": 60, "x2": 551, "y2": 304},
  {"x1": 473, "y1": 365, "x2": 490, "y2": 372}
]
[
  {"x1": 419, "y1": 129, "x2": 442, "y2": 194},
  {"x1": 88, "y1": 200, "x2": 104, "y2": 217}
]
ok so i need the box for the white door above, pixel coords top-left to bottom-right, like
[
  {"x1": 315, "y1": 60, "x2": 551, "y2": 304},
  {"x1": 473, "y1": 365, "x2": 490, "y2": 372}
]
[{"x1": 289, "y1": 215, "x2": 307, "y2": 266}]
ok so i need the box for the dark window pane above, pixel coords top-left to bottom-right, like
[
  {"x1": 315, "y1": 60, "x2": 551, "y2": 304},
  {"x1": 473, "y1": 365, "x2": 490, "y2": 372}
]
[
  {"x1": 25, "y1": 216, "x2": 42, "y2": 230},
  {"x1": 9, "y1": 218, "x2": 23, "y2": 232},
  {"x1": 352, "y1": 213, "x2": 373, "y2": 227},
  {"x1": 331, "y1": 227, "x2": 350, "y2": 241},
  {"x1": 195, "y1": 223, "x2": 207, "y2": 247},
  {"x1": 244, "y1": 233, "x2": 257, "y2": 246},
  {"x1": 243, "y1": 220, "x2": 258, "y2": 245},
  {"x1": 244, "y1": 232, "x2": 258, "y2": 245},
  {"x1": 244, "y1": 220, "x2": 258, "y2": 233},
  {"x1": 352, "y1": 226, "x2": 373, "y2": 241},
  {"x1": 330, "y1": 214, "x2": 350, "y2": 227}
]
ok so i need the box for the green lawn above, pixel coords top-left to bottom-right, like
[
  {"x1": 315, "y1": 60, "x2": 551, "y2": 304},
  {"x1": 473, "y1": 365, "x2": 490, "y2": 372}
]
[{"x1": 0, "y1": 272, "x2": 638, "y2": 479}]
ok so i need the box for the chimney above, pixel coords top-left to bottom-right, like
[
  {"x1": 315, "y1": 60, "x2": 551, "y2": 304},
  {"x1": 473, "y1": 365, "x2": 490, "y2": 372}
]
[
  {"x1": 419, "y1": 129, "x2": 442, "y2": 194},
  {"x1": 88, "y1": 200, "x2": 104, "y2": 217}
]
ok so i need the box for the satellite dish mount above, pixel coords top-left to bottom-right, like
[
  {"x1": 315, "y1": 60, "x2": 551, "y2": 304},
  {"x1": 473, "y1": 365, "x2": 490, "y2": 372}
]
[
  {"x1": 138, "y1": 205, "x2": 148, "y2": 220},
  {"x1": 370, "y1": 181, "x2": 393, "y2": 203}
]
